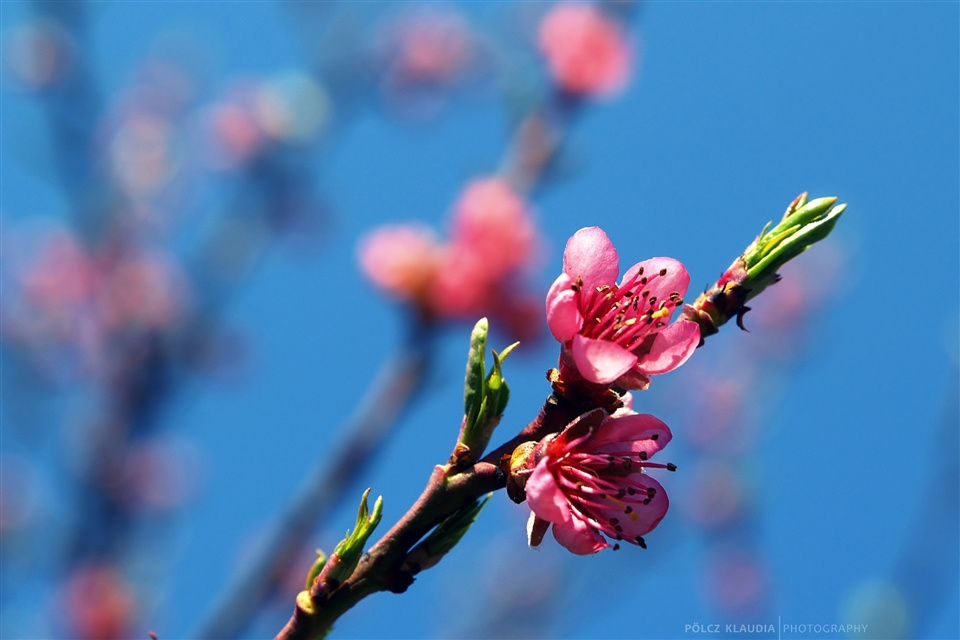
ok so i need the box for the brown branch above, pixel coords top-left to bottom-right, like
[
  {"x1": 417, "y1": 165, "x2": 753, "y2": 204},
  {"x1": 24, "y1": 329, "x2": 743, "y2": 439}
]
[{"x1": 274, "y1": 392, "x2": 590, "y2": 640}]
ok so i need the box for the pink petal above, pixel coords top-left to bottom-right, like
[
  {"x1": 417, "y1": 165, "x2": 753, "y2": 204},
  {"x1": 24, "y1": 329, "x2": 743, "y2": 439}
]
[
  {"x1": 545, "y1": 274, "x2": 583, "y2": 342},
  {"x1": 621, "y1": 257, "x2": 690, "y2": 300},
  {"x1": 525, "y1": 460, "x2": 570, "y2": 524},
  {"x1": 589, "y1": 413, "x2": 672, "y2": 457},
  {"x1": 551, "y1": 514, "x2": 609, "y2": 555},
  {"x1": 562, "y1": 227, "x2": 619, "y2": 291},
  {"x1": 571, "y1": 334, "x2": 637, "y2": 385},
  {"x1": 597, "y1": 474, "x2": 669, "y2": 540},
  {"x1": 634, "y1": 319, "x2": 700, "y2": 375}
]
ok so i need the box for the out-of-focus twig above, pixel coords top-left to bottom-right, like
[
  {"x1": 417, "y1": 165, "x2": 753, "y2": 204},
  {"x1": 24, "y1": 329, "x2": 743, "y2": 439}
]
[{"x1": 195, "y1": 325, "x2": 433, "y2": 639}]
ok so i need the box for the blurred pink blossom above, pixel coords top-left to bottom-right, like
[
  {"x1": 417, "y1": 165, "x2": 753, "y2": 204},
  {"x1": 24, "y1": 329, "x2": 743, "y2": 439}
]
[
  {"x1": 358, "y1": 224, "x2": 441, "y2": 300},
  {"x1": 3, "y1": 226, "x2": 190, "y2": 378},
  {"x1": 4, "y1": 19, "x2": 75, "y2": 89},
  {"x1": 449, "y1": 178, "x2": 536, "y2": 280},
  {"x1": 358, "y1": 177, "x2": 541, "y2": 337},
  {"x1": 381, "y1": 10, "x2": 475, "y2": 88},
  {"x1": 538, "y1": 3, "x2": 632, "y2": 97},
  {"x1": 98, "y1": 251, "x2": 189, "y2": 332},
  {"x1": 522, "y1": 408, "x2": 675, "y2": 554},
  {"x1": 681, "y1": 461, "x2": 747, "y2": 528},
  {"x1": 546, "y1": 226, "x2": 699, "y2": 387},
  {"x1": 207, "y1": 97, "x2": 269, "y2": 169},
  {"x1": 704, "y1": 546, "x2": 771, "y2": 615},
  {"x1": 63, "y1": 565, "x2": 135, "y2": 640}
]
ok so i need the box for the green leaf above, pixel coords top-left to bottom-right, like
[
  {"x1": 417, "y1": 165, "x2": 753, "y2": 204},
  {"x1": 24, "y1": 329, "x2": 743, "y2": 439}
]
[
  {"x1": 326, "y1": 489, "x2": 383, "y2": 586},
  {"x1": 463, "y1": 318, "x2": 489, "y2": 424},
  {"x1": 409, "y1": 495, "x2": 492, "y2": 571}
]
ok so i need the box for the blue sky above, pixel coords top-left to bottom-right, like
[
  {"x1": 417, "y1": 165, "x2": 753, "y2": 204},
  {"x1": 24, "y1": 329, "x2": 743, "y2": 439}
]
[{"x1": 2, "y1": 2, "x2": 957, "y2": 639}]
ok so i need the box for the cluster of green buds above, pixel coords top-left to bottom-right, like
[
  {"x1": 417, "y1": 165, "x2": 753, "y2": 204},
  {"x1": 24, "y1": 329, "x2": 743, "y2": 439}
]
[
  {"x1": 297, "y1": 488, "x2": 383, "y2": 614},
  {"x1": 682, "y1": 193, "x2": 846, "y2": 341},
  {"x1": 450, "y1": 318, "x2": 518, "y2": 470}
]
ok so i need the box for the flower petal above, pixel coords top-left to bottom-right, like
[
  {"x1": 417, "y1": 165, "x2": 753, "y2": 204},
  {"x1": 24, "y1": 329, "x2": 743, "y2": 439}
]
[
  {"x1": 526, "y1": 459, "x2": 570, "y2": 524},
  {"x1": 571, "y1": 334, "x2": 638, "y2": 385},
  {"x1": 635, "y1": 319, "x2": 700, "y2": 375},
  {"x1": 562, "y1": 227, "x2": 619, "y2": 291},
  {"x1": 546, "y1": 274, "x2": 583, "y2": 341},
  {"x1": 551, "y1": 514, "x2": 610, "y2": 555},
  {"x1": 621, "y1": 257, "x2": 690, "y2": 300},
  {"x1": 597, "y1": 474, "x2": 669, "y2": 540},
  {"x1": 589, "y1": 412, "x2": 672, "y2": 457}
]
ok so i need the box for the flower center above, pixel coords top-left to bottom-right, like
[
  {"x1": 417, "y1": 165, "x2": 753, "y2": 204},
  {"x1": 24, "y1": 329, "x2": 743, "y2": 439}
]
[
  {"x1": 573, "y1": 266, "x2": 684, "y2": 351},
  {"x1": 554, "y1": 448, "x2": 676, "y2": 549}
]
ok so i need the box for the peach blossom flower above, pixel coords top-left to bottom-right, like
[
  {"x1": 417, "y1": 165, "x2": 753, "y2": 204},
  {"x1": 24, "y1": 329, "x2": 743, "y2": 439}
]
[
  {"x1": 538, "y1": 3, "x2": 631, "y2": 96},
  {"x1": 358, "y1": 224, "x2": 442, "y2": 301},
  {"x1": 524, "y1": 408, "x2": 675, "y2": 554},
  {"x1": 546, "y1": 227, "x2": 700, "y2": 388}
]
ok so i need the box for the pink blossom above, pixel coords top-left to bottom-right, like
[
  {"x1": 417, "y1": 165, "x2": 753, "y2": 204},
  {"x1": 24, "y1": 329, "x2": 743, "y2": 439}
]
[
  {"x1": 538, "y1": 3, "x2": 631, "y2": 97},
  {"x1": 448, "y1": 178, "x2": 536, "y2": 280},
  {"x1": 546, "y1": 227, "x2": 700, "y2": 387},
  {"x1": 382, "y1": 10, "x2": 474, "y2": 87},
  {"x1": 358, "y1": 224, "x2": 441, "y2": 300},
  {"x1": 358, "y1": 178, "x2": 541, "y2": 337},
  {"x1": 524, "y1": 408, "x2": 675, "y2": 554}
]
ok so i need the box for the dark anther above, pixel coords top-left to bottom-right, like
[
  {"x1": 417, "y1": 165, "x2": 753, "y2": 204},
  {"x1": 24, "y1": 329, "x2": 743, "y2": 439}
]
[
  {"x1": 640, "y1": 277, "x2": 648, "y2": 285},
  {"x1": 651, "y1": 433, "x2": 659, "y2": 441},
  {"x1": 666, "y1": 463, "x2": 677, "y2": 471},
  {"x1": 641, "y1": 290, "x2": 649, "y2": 298},
  {"x1": 615, "y1": 533, "x2": 624, "y2": 541},
  {"x1": 639, "y1": 451, "x2": 648, "y2": 460},
  {"x1": 638, "y1": 266, "x2": 644, "y2": 275},
  {"x1": 609, "y1": 517, "x2": 620, "y2": 526},
  {"x1": 647, "y1": 487, "x2": 656, "y2": 498},
  {"x1": 613, "y1": 544, "x2": 621, "y2": 551},
  {"x1": 659, "y1": 268, "x2": 667, "y2": 276},
  {"x1": 636, "y1": 536, "x2": 647, "y2": 549},
  {"x1": 627, "y1": 487, "x2": 636, "y2": 495},
  {"x1": 643, "y1": 498, "x2": 651, "y2": 505},
  {"x1": 624, "y1": 506, "x2": 634, "y2": 515},
  {"x1": 648, "y1": 296, "x2": 657, "y2": 305},
  {"x1": 616, "y1": 488, "x2": 626, "y2": 498}
]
